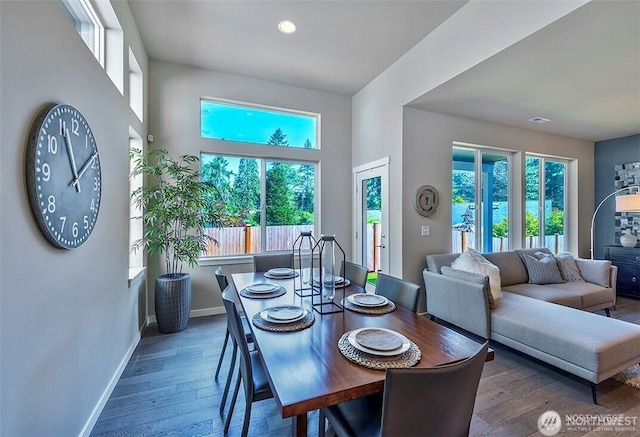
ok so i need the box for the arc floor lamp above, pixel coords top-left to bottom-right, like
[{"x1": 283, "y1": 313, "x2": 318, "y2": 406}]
[{"x1": 590, "y1": 186, "x2": 640, "y2": 259}]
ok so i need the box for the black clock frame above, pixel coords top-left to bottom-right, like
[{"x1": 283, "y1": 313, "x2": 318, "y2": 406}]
[{"x1": 25, "y1": 103, "x2": 102, "y2": 249}]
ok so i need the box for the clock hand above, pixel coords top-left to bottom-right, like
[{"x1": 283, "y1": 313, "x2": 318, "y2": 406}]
[
  {"x1": 64, "y1": 129, "x2": 81, "y2": 192},
  {"x1": 71, "y1": 152, "x2": 98, "y2": 188}
]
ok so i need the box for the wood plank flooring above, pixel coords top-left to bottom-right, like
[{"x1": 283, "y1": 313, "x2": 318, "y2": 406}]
[{"x1": 91, "y1": 297, "x2": 640, "y2": 436}]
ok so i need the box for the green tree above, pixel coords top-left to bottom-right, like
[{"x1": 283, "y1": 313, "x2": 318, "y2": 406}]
[
  {"x1": 266, "y1": 163, "x2": 299, "y2": 225},
  {"x1": 452, "y1": 195, "x2": 466, "y2": 203},
  {"x1": 297, "y1": 139, "x2": 315, "y2": 216},
  {"x1": 525, "y1": 211, "x2": 539, "y2": 236},
  {"x1": 492, "y1": 217, "x2": 508, "y2": 238},
  {"x1": 267, "y1": 128, "x2": 289, "y2": 147},
  {"x1": 525, "y1": 157, "x2": 540, "y2": 201},
  {"x1": 545, "y1": 161, "x2": 565, "y2": 209},
  {"x1": 545, "y1": 209, "x2": 564, "y2": 235},
  {"x1": 367, "y1": 177, "x2": 381, "y2": 210},
  {"x1": 233, "y1": 158, "x2": 261, "y2": 226},
  {"x1": 452, "y1": 170, "x2": 475, "y2": 202},
  {"x1": 492, "y1": 160, "x2": 508, "y2": 202}
]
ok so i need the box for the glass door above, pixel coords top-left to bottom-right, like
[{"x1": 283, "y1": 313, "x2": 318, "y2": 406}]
[{"x1": 354, "y1": 159, "x2": 389, "y2": 284}]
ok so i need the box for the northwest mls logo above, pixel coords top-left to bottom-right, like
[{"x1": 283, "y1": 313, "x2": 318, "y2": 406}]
[{"x1": 538, "y1": 410, "x2": 562, "y2": 436}]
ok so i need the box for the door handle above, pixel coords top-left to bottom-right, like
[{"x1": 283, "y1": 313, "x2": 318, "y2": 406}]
[{"x1": 376, "y1": 244, "x2": 386, "y2": 249}]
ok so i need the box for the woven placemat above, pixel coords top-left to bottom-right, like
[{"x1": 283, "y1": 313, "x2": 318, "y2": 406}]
[
  {"x1": 264, "y1": 271, "x2": 300, "y2": 279},
  {"x1": 252, "y1": 310, "x2": 315, "y2": 332},
  {"x1": 340, "y1": 298, "x2": 396, "y2": 315},
  {"x1": 338, "y1": 330, "x2": 421, "y2": 370},
  {"x1": 239, "y1": 286, "x2": 286, "y2": 299}
]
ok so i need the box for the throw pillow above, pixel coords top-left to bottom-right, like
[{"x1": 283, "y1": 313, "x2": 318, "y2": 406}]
[
  {"x1": 554, "y1": 252, "x2": 584, "y2": 282},
  {"x1": 522, "y1": 254, "x2": 564, "y2": 284},
  {"x1": 441, "y1": 266, "x2": 495, "y2": 309},
  {"x1": 451, "y1": 248, "x2": 501, "y2": 302},
  {"x1": 575, "y1": 259, "x2": 611, "y2": 288}
]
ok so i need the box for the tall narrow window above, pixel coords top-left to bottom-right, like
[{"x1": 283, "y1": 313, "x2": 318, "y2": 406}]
[
  {"x1": 129, "y1": 129, "x2": 143, "y2": 269},
  {"x1": 452, "y1": 146, "x2": 511, "y2": 253},
  {"x1": 525, "y1": 156, "x2": 566, "y2": 252},
  {"x1": 129, "y1": 48, "x2": 143, "y2": 122},
  {"x1": 60, "y1": 0, "x2": 104, "y2": 64}
]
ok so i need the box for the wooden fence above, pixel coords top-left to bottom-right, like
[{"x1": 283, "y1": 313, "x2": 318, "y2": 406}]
[
  {"x1": 451, "y1": 231, "x2": 565, "y2": 253},
  {"x1": 205, "y1": 225, "x2": 314, "y2": 256}
]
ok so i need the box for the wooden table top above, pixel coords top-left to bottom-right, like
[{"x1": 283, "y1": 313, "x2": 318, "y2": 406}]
[{"x1": 232, "y1": 271, "x2": 491, "y2": 433}]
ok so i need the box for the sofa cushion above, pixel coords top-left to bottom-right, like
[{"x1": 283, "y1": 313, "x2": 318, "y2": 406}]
[
  {"x1": 555, "y1": 252, "x2": 585, "y2": 282},
  {"x1": 451, "y1": 249, "x2": 501, "y2": 302},
  {"x1": 441, "y1": 266, "x2": 495, "y2": 309},
  {"x1": 425, "y1": 253, "x2": 460, "y2": 273},
  {"x1": 483, "y1": 251, "x2": 529, "y2": 286},
  {"x1": 575, "y1": 259, "x2": 612, "y2": 288},
  {"x1": 547, "y1": 281, "x2": 615, "y2": 309},
  {"x1": 491, "y1": 293, "x2": 640, "y2": 377},
  {"x1": 501, "y1": 283, "x2": 582, "y2": 308},
  {"x1": 522, "y1": 254, "x2": 564, "y2": 284}
]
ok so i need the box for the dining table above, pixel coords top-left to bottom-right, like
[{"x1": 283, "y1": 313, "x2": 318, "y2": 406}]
[{"x1": 231, "y1": 271, "x2": 493, "y2": 437}]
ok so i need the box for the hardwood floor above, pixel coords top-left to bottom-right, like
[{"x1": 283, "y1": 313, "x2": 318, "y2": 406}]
[{"x1": 91, "y1": 297, "x2": 640, "y2": 436}]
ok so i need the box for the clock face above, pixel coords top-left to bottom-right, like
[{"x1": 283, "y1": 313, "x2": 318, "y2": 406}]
[{"x1": 25, "y1": 103, "x2": 102, "y2": 249}]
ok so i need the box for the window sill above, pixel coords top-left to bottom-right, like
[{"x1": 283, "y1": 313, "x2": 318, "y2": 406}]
[{"x1": 128, "y1": 267, "x2": 146, "y2": 287}]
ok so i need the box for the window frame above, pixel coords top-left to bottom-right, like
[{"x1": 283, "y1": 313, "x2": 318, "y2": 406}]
[
  {"x1": 199, "y1": 152, "x2": 320, "y2": 261},
  {"x1": 60, "y1": 0, "x2": 105, "y2": 65},
  {"x1": 524, "y1": 154, "x2": 569, "y2": 252}
]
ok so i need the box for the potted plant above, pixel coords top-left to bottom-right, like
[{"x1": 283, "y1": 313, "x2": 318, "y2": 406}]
[{"x1": 130, "y1": 148, "x2": 223, "y2": 333}]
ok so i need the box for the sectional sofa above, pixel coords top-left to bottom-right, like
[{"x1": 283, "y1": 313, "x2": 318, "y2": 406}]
[{"x1": 422, "y1": 248, "x2": 640, "y2": 403}]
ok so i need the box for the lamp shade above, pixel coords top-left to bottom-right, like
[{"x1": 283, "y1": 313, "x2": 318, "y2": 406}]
[{"x1": 615, "y1": 192, "x2": 640, "y2": 212}]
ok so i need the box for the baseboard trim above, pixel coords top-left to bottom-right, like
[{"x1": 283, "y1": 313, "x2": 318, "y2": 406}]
[
  {"x1": 80, "y1": 325, "x2": 143, "y2": 437},
  {"x1": 146, "y1": 306, "x2": 225, "y2": 326}
]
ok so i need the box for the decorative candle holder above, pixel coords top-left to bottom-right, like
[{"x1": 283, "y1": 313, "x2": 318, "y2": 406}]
[
  {"x1": 293, "y1": 230, "x2": 317, "y2": 297},
  {"x1": 311, "y1": 234, "x2": 345, "y2": 315}
]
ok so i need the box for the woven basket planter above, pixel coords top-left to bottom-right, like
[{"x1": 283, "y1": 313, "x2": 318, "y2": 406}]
[{"x1": 155, "y1": 273, "x2": 191, "y2": 333}]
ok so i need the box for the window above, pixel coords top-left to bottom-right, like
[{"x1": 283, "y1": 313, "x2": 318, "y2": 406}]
[
  {"x1": 201, "y1": 154, "x2": 316, "y2": 257},
  {"x1": 129, "y1": 128, "x2": 143, "y2": 270},
  {"x1": 525, "y1": 155, "x2": 567, "y2": 252},
  {"x1": 452, "y1": 146, "x2": 511, "y2": 253},
  {"x1": 60, "y1": 0, "x2": 104, "y2": 65},
  {"x1": 129, "y1": 48, "x2": 143, "y2": 122},
  {"x1": 201, "y1": 99, "x2": 319, "y2": 149}
]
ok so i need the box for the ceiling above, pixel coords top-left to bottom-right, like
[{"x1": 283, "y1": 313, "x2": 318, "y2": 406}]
[{"x1": 129, "y1": 0, "x2": 640, "y2": 142}]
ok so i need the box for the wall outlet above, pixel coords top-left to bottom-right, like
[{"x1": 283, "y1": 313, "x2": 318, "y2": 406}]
[{"x1": 421, "y1": 225, "x2": 431, "y2": 237}]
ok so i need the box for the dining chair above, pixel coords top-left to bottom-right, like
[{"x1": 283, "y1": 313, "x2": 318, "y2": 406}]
[
  {"x1": 252, "y1": 252, "x2": 294, "y2": 272},
  {"x1": 221, "y1": 285, "x2": 273, "y2": 436},
  {"x1": 374, "y1": 272, "x2": 420, "y2": 312},
  {"x1": 340, "y1": 261, "x2": 369, "y2": 289},
  {"x1": 319, "y1": 341, "x2": 489, "y2": 437},
  {"x1": 214, "y1": 267, "x2": 253, "y2": 392}
]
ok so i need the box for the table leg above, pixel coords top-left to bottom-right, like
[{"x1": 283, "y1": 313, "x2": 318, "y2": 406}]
[{"x1": 291, "y1": 412, "x2": 308, "y2": 437}]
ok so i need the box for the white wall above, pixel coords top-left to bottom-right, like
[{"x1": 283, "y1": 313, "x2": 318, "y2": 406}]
[
  {"x1": 0, "y1": 1, "x2": 147, "y2": 435},
  {"x1": 147, "y1": 59, "x2": 352, "y2": 316},
  {"x1": 402, "y1": 108, "x2": 594, "y2": 311}
]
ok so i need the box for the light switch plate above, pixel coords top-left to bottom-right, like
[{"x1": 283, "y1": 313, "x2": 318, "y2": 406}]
[{"x1": 421, "y1": 225, "x2": 431, "y2": 236}]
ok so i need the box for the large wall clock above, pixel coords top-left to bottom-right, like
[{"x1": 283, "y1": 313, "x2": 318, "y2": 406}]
[{"x1": 25, "y1": 103, "x2": 102, "y2": 249}]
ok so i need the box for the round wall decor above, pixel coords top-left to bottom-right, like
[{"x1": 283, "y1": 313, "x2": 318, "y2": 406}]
[{"x1": 414, "y1": 185, "x2": 439, "y2": 217}]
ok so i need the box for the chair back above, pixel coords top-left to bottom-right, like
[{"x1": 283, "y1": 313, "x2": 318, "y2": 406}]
[
  {"x1": 375, "y1": 273, "x2": 420, "y2": 312},
  {"x1": 215, "y1": 266, "x2": 228, "y2": 291},
  {"x1": 380, "y1": 341, "x2": 489, "y2": 437},
  {"x1": 341, "y1": 261, "x2": 369, "y2": 289},
  {"x1": 221, "y1": 285, "x2": 253, "y2": 399},
  {"x1": 253, "y1": 253, "x2": 294, "y2": 272}
]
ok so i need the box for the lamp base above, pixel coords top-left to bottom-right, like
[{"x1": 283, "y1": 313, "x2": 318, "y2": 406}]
[{"x1": 620, "y1": 230, "x2": 637, "y2": 248}]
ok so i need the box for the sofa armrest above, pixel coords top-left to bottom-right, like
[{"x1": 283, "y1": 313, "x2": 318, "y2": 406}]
[
  {"x1": 422, "y1": 269, "x2": 491, "y2": 339},
  {"x1": 575, "y1": 258, "x2": 617, "y2": 307}
]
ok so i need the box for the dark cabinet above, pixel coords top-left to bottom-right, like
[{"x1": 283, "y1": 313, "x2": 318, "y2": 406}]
[{"x1": 604, "y1": 245, "x2": 640, "y2": 298}]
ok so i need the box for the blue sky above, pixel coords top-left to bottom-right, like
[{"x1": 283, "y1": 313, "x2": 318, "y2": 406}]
[{"x1": 201, "y1": 100, "x2": 317, "y2": 148}]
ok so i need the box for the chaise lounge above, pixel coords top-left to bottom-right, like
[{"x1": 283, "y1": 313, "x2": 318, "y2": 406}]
[{"x1": 423, "y1": 248, "x2": 640, "y2": 403}]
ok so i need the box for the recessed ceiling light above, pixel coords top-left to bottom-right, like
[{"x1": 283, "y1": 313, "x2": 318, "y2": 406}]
[
  {"x1": 528, "y1": 116, "x2": 551, "y2": 124},
  {"x1": 278, "y1": 20, "x2": 296, "y2": 34}
]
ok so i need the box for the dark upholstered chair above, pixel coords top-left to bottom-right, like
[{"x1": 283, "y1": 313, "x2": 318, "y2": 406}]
[
  {"x1": 214, "y1": 267, "x2": 252, "y2": 400},
  {"x1": 374, "y1": 272, "x2": 420, "y2": 312},
  {"x1": 319, "y1": 341, "x2": 489, "y2": 437},
  {"x1": 340, "y1": 261, "x2": 369, "y2": 289},
  {"x1": 252, "y1": 252, "x2": 294, "y2": 272},
  {"x1": 221, "y1": 285, "x2": 273, "y2": 436}
]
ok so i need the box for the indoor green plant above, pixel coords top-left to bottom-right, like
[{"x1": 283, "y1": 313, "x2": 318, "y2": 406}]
[{"x1": 130, "y1": 148, "x2": 223, "y2": 333}]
